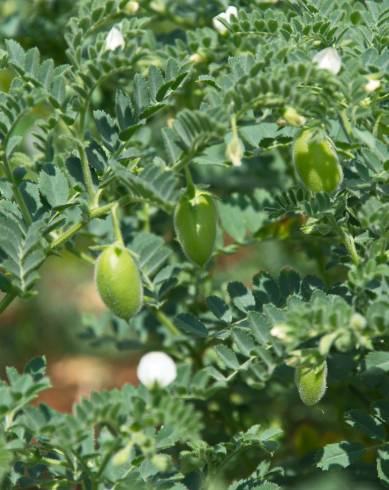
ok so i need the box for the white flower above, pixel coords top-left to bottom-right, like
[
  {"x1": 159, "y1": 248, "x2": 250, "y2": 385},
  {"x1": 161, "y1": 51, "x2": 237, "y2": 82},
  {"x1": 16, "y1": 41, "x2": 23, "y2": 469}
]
[
  {"x1": 137, "y1": 351, "x2": 177, "y2": 388},
  {"x1": 213, "y1": 6, "x2": 238, "y2": 34},
  {"x1": 364, "y1": 78, "x2": 381, "y2": 93},
  {"x1": 106, "y1": 27, "x2": 125, "y2": 51},
  {"x1": 313, "y1": 47, "x2": 342, "y2": 75}
]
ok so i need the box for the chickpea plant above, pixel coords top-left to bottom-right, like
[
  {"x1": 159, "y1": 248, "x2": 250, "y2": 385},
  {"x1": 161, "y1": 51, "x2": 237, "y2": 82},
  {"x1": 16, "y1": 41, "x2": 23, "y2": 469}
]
[{"x1": 0, "y1": 0, "x2": 388, "y2": 489}]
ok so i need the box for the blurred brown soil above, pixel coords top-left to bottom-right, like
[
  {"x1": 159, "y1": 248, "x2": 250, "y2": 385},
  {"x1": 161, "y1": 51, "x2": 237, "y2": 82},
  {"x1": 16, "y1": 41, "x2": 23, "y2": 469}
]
[{"x1": 36, "y1": 355, "x2": 139, "y2": 412}]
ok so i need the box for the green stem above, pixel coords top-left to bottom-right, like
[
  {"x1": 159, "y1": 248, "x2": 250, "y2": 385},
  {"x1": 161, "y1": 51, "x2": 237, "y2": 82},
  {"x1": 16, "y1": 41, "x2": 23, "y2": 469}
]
[
  {"x1": 143, "y1": 203, "x2": 151, "y2": 232},
  {"x1": 1, "y1": 153, "x2": 32, "y2": 225},
  {"x1": 339, "y1": 109, "x2": 353, "y2": 142},
  {"x1": 50, "y1": 221, "x2": 85, "y2": 250},
  {"x1": 12, "y1": 183, "x2": 32, "y2": 225},
  {"x1": 373, "y1": 113, "x2": 382, "y2": 138},
  {"x1": 111, "y1": 204, "x2": 124, "y2": 245},
  {"x1": 184, "y1": 163, "x2": 195, "y2": 197},
  {"x1": 77, "y1": 143, "x2": 96, "y2": 205},
  {"x1": 0, "y1": 292, "x2": 17, "y2": 315},
  {"x1": 79, "y1": 101, "x2": 89, "y2": 134},
  {"x1": 339, "y1": 108, "x2": 373, "y2": 170},
  {"x1": 236, "y1": 96, "x2": 284, "y2": 119},
  {"x1": 153, "y1": 309, "x2": 180, "y2": 336},
  {"x1": 143, "y1": 4, "x2": 199, "y2": 29},
  {"x1": 96, "y1": 442, "x2": 121, "y2": 479},
  {"x1": 231, "y1": 113, "x2": 238, "y2": 134},
  {"x1": 90, "y1": 481, "x2": 98, "y2": 490},
  {"x1": 194, "y1": 267, "x2": 202, "y2": 303},
  {"x1": 204, "y1": 446, "x2": 249, "y2": 489},
  {"x1": 92, "y1": 201, "x2": 116, "y2": 217},
  {"x1": 49, "y1": 197, "x2": 136, "y2": 251},
  {"x1": 69, "y1": 250, "x2": 96, "y2": 265},
  {"x1": 225, "y1": 356, "x2": 256, "y2": 382}
]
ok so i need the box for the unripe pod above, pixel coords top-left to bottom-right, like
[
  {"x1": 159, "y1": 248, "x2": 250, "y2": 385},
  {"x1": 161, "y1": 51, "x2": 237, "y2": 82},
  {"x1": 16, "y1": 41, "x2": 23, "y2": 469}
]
[
  {"x1": 295, "y1": 360, "x2": 327, "y2": 406},
  {"x1": 292, "y1": 128, "x2": 343, "y2": 193},
  {"x1": 95, "y1": 243, "x2": 143, "y2": 320},
  {"x1": 174, "y1": 189, "x2": 218, "y2": 267}
]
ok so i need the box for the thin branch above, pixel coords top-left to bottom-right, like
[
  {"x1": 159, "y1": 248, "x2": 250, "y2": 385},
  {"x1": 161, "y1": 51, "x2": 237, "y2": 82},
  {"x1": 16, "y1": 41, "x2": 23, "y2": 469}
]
[{"x1": 0, "y1": 291, "x2": 17, "y2": 315}]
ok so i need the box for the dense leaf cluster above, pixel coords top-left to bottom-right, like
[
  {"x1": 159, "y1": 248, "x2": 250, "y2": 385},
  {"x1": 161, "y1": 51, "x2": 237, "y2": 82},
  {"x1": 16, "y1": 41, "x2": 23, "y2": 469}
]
[{"x1": 0, "y1": 0, "x2": 388, "y2": 488}]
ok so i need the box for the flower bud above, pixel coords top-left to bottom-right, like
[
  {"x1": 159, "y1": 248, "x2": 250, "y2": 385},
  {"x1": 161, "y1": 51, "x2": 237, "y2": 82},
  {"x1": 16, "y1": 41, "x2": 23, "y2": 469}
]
[
  {"x1": 137, "y1": 351, "x2": 177, "y2": 388},
  {"x1": 150, "y1": 0, "x2": 166, "y2": 13},
  {"x1": 360, "y1": 97, "x2": 371, "y2": 108},
  {"x1": 189, "y1": 53, "x2": 206, "y2": 64},
  {"x1": 364, "y1": 78, "x2": 381, "y2": 93},
  {"x1": 283, "y1": 106, "x2": 306, "y2": 127},
  {"x1": 151, "y1": 454, "x2": 170, "y2": 472},
  {"x1": 124, "y1": 1, "x2": 139, "y2": 14},
  {"x1": 335, "y1": 331, "x2": 354, "y2": 352},
  {"x1": 313, "y1": 47, "x2": 342, "y2": 75},
  {"x1": 226, "y1": 133, "x2": 244, "y2": 167},
  {"x1": 271, "y1": 323, "x2": 292, "y2": 342},
  {"x1": 113, "y1": 444, "x2": 131, "y2": 466},
  {"x1": 350, "y1": 313, "x2": 367, "y2": 330},
  {"x1": 105, "y1": 27, "x2": 125, "y2": 51}
]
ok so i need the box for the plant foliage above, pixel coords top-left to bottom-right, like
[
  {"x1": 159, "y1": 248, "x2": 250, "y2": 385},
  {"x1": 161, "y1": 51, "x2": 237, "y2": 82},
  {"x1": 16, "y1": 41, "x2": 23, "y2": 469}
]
[{"x1": 0, "y1": 0, "x2": 388, "y2": 488}]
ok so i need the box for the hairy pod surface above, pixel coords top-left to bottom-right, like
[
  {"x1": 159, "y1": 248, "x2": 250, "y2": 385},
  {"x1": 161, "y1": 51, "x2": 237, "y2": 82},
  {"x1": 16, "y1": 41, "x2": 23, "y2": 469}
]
[
  {"x1": 295, "y1": 360, "x2": 328, "y2": 406},
  {"x1": 293, "y1": 128, "x2": 343, "y2": 193},
  {"x1": 174, "y1": 189, "x2": 218, "y2": 267},
  {"x1": 95, "y1": 243, "x2": 143, "y2": 320}
]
